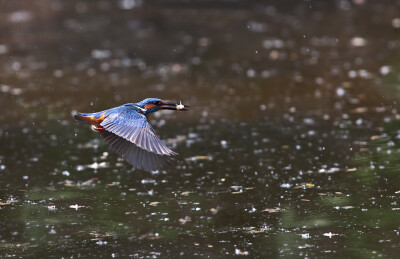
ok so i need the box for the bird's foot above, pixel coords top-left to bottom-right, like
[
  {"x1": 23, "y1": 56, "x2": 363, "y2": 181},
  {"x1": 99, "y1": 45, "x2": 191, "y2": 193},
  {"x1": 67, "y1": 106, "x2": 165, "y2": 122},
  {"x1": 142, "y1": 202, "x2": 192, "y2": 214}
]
[{"x1": 91, "y1": 125, "x2": 105, "y2": 131}]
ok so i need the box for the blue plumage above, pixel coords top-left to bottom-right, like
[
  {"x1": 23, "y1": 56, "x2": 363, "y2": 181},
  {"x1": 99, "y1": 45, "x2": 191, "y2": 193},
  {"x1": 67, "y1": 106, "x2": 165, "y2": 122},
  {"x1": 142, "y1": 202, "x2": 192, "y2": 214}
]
[{"x1": 74, "y1": 98, "x2": 188, "y2": 171}]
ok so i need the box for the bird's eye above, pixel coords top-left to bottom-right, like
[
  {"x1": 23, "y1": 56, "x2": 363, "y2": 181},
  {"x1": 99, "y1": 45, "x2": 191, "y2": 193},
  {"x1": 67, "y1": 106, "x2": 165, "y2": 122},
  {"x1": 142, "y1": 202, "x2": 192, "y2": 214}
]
[{"x1": 155, "y1": 101, "x2": 161, "y2": 105}]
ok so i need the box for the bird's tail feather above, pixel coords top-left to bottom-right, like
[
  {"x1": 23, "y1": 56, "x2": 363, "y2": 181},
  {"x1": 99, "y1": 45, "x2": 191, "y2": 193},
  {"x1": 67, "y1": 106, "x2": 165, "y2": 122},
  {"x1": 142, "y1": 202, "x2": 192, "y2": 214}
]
[{"x1": 74, "y1": 113, "x2": 90, "y2": 124}]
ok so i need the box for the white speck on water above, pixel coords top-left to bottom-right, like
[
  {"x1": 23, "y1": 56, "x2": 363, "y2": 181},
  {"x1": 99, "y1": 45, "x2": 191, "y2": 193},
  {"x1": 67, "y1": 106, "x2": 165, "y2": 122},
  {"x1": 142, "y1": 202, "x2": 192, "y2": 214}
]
[
  {"x1": 323, "y1": 232, "x2": 338, "y2": 238},
  {"x1": 247, "y1": 21, "x2": 267, "y2": 32},
  {"x1": 91, "y1": 49, "x2": 111, "y2": 59},
  {"x1": 119, "y1": 0, "x2": 142, "y2": 9},
  {"x1": 315, "y1": 89, "x2": 322, "y2": 98},
  {"x1": 0, "y1": 45, "x2": 8, "y2": 55},
  {"x1": 262, "y1": 39, "x2": 284, "y2": 49},
  {"x1": 49, "y1": 228, "x2": 57, "y2": 235},
  {"x1": 141, "y1": 179, "x2": 156, "y2": 184},
  {"x1": 351, "y1": 37, "x2": 367, "y2": 47},
  {"x1": 303, "y1": 118, "x2": 315, "y2": 125},
  {"x1": 380, "y1": 66, "x2": 391, "y2": 75},
  {"x1": 300, "y1": 233, "x2": 311, "y2": 239},
  {"x1": 280, "y1": 183, "x2": 292, "y2": 188},
  {"x1": 96, "y1": 240, "x2": 108, "y2": 245},
  {"x1": 220, "y1": 140, "x2": 228, "y2": 148},
  {"x1": 356, "y1": 118, "x2": 363, "y2": 125},
  {"x1": 358, "y1": 69, "x2": 372, "y2": 79},
  {"x1": 62, "y1": 171, "x2": 70, "y2": 176},
  {"x1": 9, "y1": 11, "x2": 32, "y2": 23},
  {"x1": 392, "y1": 18, "x2": 400, "y2": 28},
  {"x1": 307, "y1": 130, "x2": 316, "y2": 136},
  {"x1": 47, "y1": 205, "x2": 56, "y2": 211},
  {"x1": 348, "y1": 70, "x2": 357, "y2": 78},
  {"x1": 235, "y1": 249, "x2": 249, "y2": 255},
  {"x1": 23, "y1": 175, "x2": 28, "y2": 180},
  {"x1": 53, "y1": 69, "x2": 63, "y2": 78},
  {"x1": 247, "y1": 68, "x2": 256, "y2": 78},
  {"x1": 12, "y1": 62, "x2": 21, "y2": 71},
  {"x1": 336, "y1": 87, "x2": 345, "y2": 97},
  {"x1": 315, "y1": 77, "x2": 324, "y2": 85},
  {"x1": 69, "y1": 204, "x2": 85, "y2": 210}
]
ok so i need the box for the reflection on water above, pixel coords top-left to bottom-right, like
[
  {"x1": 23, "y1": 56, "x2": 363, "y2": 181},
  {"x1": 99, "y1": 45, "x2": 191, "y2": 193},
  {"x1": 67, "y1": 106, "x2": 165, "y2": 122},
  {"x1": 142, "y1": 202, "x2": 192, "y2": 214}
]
[{"x1": 1, "y1": 0, "x2": 400, "y2": 257}]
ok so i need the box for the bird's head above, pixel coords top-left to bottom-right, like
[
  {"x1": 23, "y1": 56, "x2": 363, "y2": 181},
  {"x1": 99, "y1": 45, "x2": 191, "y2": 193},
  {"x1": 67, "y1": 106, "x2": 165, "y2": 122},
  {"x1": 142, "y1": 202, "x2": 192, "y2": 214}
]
[{"x1": 138, "y1": 98, "x2": 189, "y2": 114}]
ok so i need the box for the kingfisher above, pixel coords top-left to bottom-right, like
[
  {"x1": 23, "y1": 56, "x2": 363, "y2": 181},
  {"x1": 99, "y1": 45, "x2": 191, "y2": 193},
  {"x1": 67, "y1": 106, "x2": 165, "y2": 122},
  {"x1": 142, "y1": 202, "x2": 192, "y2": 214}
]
[{"x1": 74, "y1": 98, "x2": 188, "y2": 171}]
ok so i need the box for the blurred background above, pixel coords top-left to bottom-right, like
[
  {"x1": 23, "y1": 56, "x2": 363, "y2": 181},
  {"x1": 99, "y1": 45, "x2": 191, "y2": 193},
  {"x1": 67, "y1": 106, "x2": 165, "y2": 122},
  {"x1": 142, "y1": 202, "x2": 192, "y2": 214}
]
[{"x1": 1, "y1": 0, "x2": 400, "y2": 257}]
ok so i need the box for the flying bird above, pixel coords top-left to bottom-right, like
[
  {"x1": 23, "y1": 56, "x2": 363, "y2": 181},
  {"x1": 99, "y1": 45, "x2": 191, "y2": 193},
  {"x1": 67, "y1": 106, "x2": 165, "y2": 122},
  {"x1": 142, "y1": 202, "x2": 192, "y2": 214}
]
[{"x1": 74, "y1": 98, "x2": 188, "y2": 171}]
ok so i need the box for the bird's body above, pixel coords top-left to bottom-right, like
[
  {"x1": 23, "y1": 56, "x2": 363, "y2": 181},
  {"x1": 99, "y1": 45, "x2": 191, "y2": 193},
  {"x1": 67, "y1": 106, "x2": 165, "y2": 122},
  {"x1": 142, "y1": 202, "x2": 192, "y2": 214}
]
[{"x1": 74, "y1": 98, "x2": 188, "y2": 171}]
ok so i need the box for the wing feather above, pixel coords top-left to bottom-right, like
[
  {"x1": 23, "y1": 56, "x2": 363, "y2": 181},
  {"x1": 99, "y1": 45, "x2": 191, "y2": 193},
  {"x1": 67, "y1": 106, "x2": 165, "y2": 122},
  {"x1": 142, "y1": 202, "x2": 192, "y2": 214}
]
[
  {"x1": 99, "y1": 130, "x2": 172, "y2": 171},
  {"x1": 100, "y1": 108, "x2": 176, "y2": 156}
]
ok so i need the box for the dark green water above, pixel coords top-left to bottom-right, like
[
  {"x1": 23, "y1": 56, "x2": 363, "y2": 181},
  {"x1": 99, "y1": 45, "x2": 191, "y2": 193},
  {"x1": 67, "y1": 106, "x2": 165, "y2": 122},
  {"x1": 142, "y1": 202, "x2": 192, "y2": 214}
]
[{"x1": 2, "y1": 0, "x2": 400, "y2": 257}]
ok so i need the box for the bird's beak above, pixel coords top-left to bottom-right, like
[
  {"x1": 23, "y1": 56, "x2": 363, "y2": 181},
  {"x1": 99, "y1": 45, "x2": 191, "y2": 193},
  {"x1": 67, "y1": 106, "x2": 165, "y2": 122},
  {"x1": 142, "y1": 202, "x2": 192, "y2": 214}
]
[{"x1": 159, "y1": 101, "x2": 189, "y2": 111}]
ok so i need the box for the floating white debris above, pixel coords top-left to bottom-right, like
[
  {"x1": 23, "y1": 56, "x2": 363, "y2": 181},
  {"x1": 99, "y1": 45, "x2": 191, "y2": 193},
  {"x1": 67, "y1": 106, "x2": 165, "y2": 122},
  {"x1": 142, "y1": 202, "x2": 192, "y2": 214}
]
[
  {"x1": 246, "y1": 68, "x2": 256, "y2": 78},
  {"x1": 348, "y1": 70, "x2": 357, "y2": 78},
  {"x1": 178, "y1": 216, "x2": 192, "y2": 224},
  {"x1": 358, "y1": 69, "x2": 372, "y2": 79},
  {"x1": 247, "y1": 21, "x2": 267, "y2": 32},
  {"x1": 149, "y1": 201, "x2": 160, "y2": 206},
  {"x1": 62, "y1": 171, "x2": 70, "y2": 176},
  {"x1": 0, "y1": 84, "x2": 23, "y2": 95},
  {"x1": 280, "y1": 183, "x2": 292, "y2": 188},
  {"x1": 350, "y1": 37, "x2": 367, "y2": 47},
  {"x1": 118, "y1": 0, "x2": 142, "y2": 10},
  {"x1": 47, "y1": 205, "x2": 56, "y2": 211},
  {"x1": 91, "y1": 49, "x2": 111, "y2": 59},
  {"x1": 303, "y1": 118, "x2": 315, "y2": 125},
  {"x1": 300, "y1": 233, "x2": 311, "y2": 239},
  {"x1": 262, "y1": 38, "x2": 285, "y2": 49},
  {"x1": 9, "y1": 11, "x2": 32, "y2": 23},
  {"x1": 96, "y1": 240, "x2": 108, "y2": 245},
  {"x1": 336, "y1": 87, "x2": 345, "y2": 97},
  {"x1": 69, "y1": 204, "x2": 85, "y2": 210},
  {"x1": 186, "y1": 156, "x2": 212, "y2": 162},
  {"x1": 220, "y1": 140, "x2": 228, "y2": 148},
  {"x1": 235, "y1": 249, "x2": 249, "y2": 256},
  {"x1": 380, "y1": 66, "x2": 391, "y2": 75},
  {"x1": 324, "y1": 232, "x2": 338, "y2": 238},
  {"x1": 392, "y1": 18, "x2": 400, "y2": 28},
  {"x1": 0, "y1": 45, "x2": 8, "y2": 55},
  {"x1": 77, "y1": 162, "x2": 109, "y2": 171}
]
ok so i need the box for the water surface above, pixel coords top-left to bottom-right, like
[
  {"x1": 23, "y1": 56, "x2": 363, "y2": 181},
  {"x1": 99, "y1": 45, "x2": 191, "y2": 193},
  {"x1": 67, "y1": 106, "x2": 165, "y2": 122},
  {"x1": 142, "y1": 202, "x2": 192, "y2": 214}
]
[{"x1": 1, "y1": 0, "x2": 400, "y2": 257}]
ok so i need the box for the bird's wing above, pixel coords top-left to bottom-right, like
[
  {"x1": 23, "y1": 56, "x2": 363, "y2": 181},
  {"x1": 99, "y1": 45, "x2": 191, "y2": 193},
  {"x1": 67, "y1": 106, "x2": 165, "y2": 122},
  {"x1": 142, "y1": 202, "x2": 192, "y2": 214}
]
[
  {"x1": 100, "y1": 109, "x2": 176, "y2": 156},
  {"x1": 99, "y1": 130, "x2": 173, "y2": 171}
]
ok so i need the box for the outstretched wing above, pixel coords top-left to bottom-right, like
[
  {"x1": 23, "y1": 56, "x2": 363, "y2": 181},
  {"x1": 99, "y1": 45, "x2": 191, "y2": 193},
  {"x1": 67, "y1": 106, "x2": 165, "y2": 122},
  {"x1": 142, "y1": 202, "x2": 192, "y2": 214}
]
[
  {"x1": 100, "y1": 108, "x2": 177, "y2": 156},
  {"x1": 99, "y1": 130, "x2": 173, "y2": 171}
]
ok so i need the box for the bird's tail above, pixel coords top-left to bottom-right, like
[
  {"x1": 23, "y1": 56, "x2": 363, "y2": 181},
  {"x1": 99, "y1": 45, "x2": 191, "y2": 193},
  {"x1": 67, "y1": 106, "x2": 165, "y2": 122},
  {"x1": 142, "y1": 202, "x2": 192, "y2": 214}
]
[{"x1": 74, "y1": 113, "x2": 91, "y2": 124}]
